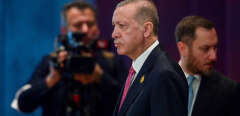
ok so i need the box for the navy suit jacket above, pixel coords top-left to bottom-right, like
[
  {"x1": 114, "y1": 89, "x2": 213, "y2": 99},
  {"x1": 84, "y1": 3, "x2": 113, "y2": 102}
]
[
  {"x1": 191, "y1": 71, "x2": 239, "y2": 116},
  {"x1": 113, "y1": 45, "x2": 188, "y2": 116}
]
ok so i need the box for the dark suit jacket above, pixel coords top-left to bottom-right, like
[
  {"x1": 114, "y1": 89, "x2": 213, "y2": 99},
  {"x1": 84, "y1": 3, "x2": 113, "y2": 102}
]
[
  {"x1": 113, "y1": 45, "x2": 188, "y2": 116},
  {"x1": 192, "y1": 71, "x2": 239, "y2": 116}
]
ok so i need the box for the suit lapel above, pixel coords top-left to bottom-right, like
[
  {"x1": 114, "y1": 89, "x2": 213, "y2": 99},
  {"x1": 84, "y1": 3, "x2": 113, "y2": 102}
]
[
  {"x1": 118, "y1": 45, "x2": 162, "y2": 115},
  {"x1": 119, "y1": 67, "x2": 151, "y2": 115}
]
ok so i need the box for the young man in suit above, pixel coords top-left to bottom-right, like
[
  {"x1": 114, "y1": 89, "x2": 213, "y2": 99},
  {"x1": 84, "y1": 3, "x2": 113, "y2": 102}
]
[
  {"x1": 111, "y1": 0, "x2": 188, "y2": 116},
  {"x1": 175, "y1": 15, "x2": 239, "y2": 116}
]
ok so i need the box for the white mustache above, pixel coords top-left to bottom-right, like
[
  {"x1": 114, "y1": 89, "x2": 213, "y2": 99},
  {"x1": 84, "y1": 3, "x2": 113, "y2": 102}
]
[{"x1": 114, "y1": 39, "x2": 121, "y2": 44}]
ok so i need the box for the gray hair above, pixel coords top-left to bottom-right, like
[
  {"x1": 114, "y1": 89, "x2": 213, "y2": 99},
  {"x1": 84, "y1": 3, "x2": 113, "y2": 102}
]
[{"x1": 116, "y1": 0, "x2": 159, "y2": 36}]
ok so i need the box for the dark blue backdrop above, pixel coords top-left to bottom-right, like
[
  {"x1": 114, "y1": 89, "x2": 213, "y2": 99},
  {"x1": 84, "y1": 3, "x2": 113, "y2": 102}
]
[
  {"x1": 0, "y1": 0, "x2": 95, "y2": 116},
  {"x1": 1, "y1": 0, "x2": 239, "y2": 116}
]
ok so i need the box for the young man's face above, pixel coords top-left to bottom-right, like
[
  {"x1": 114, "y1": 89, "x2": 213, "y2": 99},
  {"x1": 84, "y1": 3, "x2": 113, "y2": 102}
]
[
  {"x1": 186, "y1": 27, "x2": 218, "y2": 76},
  {"x1": 66, "y1": 7, "x2": 99, "y2": 43},
  {"x1": 112, "y1": 4, "x2": 145, "y2": 59}
]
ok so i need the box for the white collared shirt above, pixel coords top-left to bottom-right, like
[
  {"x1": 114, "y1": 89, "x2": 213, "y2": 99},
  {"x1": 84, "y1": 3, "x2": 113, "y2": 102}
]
[
  {"x1": 179, "y1": 60, "x2": 201, "y2": 116},
  {"x1": 131, "y1": 40, "x2": 159, "y2": 84}
]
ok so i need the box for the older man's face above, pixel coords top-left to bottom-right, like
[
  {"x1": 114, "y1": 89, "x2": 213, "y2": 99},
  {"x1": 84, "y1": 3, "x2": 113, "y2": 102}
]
[{"x1": 112, "y1": 4, "x2": 145, "y2": 59}]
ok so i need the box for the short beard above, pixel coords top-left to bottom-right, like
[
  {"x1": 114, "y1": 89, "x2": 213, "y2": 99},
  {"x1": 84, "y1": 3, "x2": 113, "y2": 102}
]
[{"x1": 186, "y1": 49, "x2": 214, "y2": 76}]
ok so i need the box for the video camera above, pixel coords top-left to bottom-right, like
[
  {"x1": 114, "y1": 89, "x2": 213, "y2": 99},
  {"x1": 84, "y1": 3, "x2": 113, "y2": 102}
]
[{"x1": 50, "y1": 32, "x2": 109, "y2": 74}]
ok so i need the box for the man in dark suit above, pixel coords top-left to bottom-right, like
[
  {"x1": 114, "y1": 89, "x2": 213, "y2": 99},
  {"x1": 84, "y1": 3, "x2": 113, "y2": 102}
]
[
  {"x1": 111, "y1": 0, "x2": 188, "y2": 116},
  {"x1": 175, "y1": 15, "x2": 239, "y2": 116},
  {"x1": 11, "y1": 1, "x2": 127, "y2": 116}
]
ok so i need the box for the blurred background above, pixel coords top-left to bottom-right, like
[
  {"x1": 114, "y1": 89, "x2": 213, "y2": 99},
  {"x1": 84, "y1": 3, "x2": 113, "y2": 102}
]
[{"x1": 0, "y1": 0, "x2": 239, "y2": 115}]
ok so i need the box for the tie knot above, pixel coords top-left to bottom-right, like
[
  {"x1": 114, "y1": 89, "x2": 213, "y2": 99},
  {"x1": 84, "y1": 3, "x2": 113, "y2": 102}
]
[{"x1": 187, "y1": 75, "x2": 195, "y2": 85}]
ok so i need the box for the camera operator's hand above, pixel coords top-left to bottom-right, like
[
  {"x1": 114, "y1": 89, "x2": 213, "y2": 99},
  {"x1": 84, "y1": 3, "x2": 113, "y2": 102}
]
[
  {"x1": 73, "y1": 63, "x2": 103, "y2": 85},
  {"x1": 46, "y1": 51, "x2": 68, "y2": 88}
]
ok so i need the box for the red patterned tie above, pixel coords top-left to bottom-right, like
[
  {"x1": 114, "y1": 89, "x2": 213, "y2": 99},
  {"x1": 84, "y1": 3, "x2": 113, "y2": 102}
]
[{"x1": 119, "y1": 66, "x2": 136, "y2": 111}]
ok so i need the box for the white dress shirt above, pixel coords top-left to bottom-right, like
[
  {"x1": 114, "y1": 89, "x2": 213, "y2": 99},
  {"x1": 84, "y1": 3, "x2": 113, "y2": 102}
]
[
  {"x1": 131, "y1": 40, "x2": 159, "y2": 85},
  {"x1": 179, "y1": 60, "x2": 201, "y2": 116}
]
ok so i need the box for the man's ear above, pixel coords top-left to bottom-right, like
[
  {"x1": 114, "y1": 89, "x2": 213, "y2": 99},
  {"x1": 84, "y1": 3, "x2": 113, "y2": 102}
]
[
  {"x1": 143, "y1": 21, "x2": 153, "y2": 38},
  {"x1": 177, "y1": 41, "x2": 188, "y2": 57}
]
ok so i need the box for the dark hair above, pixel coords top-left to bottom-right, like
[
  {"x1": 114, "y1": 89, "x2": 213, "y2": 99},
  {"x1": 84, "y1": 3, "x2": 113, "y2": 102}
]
[
  {"x1": 62, "y1": 1, "x2": 97, "y2": 24},
  {"x1": 116, "y1": 0, "x2": 159, "y2": 36},
  {"x1": 175, "y1": 16, "x2": 215, "y2": 46}
]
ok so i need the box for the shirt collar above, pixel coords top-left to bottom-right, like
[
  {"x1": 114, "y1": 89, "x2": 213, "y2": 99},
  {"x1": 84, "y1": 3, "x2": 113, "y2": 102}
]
[
  {"x1": 178, "y1": 60, "x2": 201, "y2": 80},
  {"x1": 132, "y1": 40, "x2": 159, "y2": 74}
]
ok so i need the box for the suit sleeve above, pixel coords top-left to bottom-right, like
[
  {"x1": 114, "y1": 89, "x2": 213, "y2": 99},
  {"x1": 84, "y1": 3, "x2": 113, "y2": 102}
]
[
  {"x1": 150, "y1": 70, "x2": 188, "y2": 116},
  {"x1": 11, "y1": 56, "x2": 53, "y2": 113}
]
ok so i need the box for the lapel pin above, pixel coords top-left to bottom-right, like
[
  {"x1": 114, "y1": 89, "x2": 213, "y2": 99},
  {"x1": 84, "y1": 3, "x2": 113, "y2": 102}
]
[{"x1": 140, "y1": 75, "x2": 144, "y2": 84}]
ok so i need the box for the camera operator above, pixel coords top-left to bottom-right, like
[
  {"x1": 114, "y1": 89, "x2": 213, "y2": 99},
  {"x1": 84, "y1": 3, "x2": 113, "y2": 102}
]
[{"x1": 11, "y1": 1, "x2": 127, "y2": 116}]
